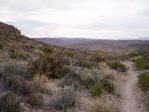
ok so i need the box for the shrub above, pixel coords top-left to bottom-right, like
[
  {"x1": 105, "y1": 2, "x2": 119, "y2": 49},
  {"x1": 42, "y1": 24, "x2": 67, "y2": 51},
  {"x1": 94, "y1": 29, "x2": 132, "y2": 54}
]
[
  {"x1": 39, "y1": 84, "x2": 52, "y2": 95},
  {"x1": 90, "y1": 79, "x2": 114, "y2": 96},
  {"x1": 39, "y1": 45, "x2": 53, "y2": 54},
  {"x1": 107, "y1": 61, "x2": 127, "y2": 72},
  {"x1": 75, "y1": 53, "x2": 92, "y2": 69},
  {"x1": 93, "y1": 99, "x2": 114, "y2": 112},
  {"x1": 27, "y1": 93, "x2": 42, "y2": 106},
  {"x1": 105, "y1": 74, "x2": 115, "y2": 80},
  {"x1": 20, "y1": 82, "x2": 38, "y2": 95},
  {"x1": 63, "y1": 49, "x2": 75, "y2": 58},
  {"x1": 29, "y1": 53, "x2": 64, "y2": 78},
  {"x1": 4, "y1": 74, "x2": 23, "y2": 92},
  {"x1": 76, "y1": 59, "x2": 91, "y2": 69},
  {"x1": 100, "y1": 79, "x2": 114, "y2": 93},
  {"x1": 90, "y1": 82, "x2": 104, "y2": 96},
  {"x1": 134, "y1": 54, "x2": 149, "y2": 70},
  {"x1": 79, "y1": 68, "x2": 101, "y2": 88},
  {"x1": 59, "y1": 66, "x2": 81, "y2": 89},
  {"x1": 0, "y1": 62, "x2": 27, "y2": 77},
  {"x1": 60, "y1": 72, "x2": 80, "y2": 90},
  {"x1": 138, "y1": 72, "x2": 149, "y2": 91},
  {"x1": 10, "y1": 49, "x2": 30, "y2": 60},
  {"x1": 0, "y1": 43, "x2": 3, "y2": 49},
  {"x1": 90, "y1": 53, "x2": 106, "y2": 63},
  {"x1": 0, "y1": 92, "x2": 20, "y2": 112},
  {"x1": 51, "y1": 86, "x2": 78, "y2": 110},
  {"x1": 0, "y1": 62, "x2": 26, "y2": 93},
  {"x1": 0, "y1": 62, "x2": 38, "y2": 95}
]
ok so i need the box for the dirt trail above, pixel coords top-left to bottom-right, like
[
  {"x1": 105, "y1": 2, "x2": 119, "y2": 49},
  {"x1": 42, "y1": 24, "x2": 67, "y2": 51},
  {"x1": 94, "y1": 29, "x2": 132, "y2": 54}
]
[{"x1": 120, "y1": 61, "x2": 146, "y2": 112}]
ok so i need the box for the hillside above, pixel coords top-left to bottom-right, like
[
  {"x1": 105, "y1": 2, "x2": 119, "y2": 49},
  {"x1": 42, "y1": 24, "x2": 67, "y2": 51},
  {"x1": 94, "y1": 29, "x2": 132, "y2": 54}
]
[{"x1": 0, "y1": 22, "x2": 119, "y2": 112}]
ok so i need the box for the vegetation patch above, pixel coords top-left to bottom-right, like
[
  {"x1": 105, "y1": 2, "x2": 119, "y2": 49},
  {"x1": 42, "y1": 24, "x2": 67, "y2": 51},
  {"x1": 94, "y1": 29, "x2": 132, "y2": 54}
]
[
  {"x1": 0, "y1": 92, "x2": 20, "y2": 112},
  {"x1": 38, "y1": 45, "x2": 53, "y2": 54},
  {"x1": 138, "y1": 72, "x2": 149, "y2": 91},
  {"x1": 0, "y1": 62, "x2": 38, "y2": 95},
  {"x1": 107, "y1": 61, "x2": 127, "y2": 72},
  {"x1": 10, "y1": 49, "x2": 30, "y2": 60},
  {"x1": 0, "y1": 43, "x2": 3, "y2": 49},
  {"x1": 133, "y1": 54, "x2": 149, "y2": 70},
  {"x1": 90, "y1": 79, "x2": 114, "y2": 96},
  {"x1": 93, "y1": 99, "x2": 115, "y2": 112},
  {"x1": 90, "y1": 82, "x2": 104, "y2": 96},
  {"x1": 27, "y1": 93, "x2": 42, "y2": 106},
  {"x1": 90, "y1": 53, "x2": 106, "y2": 63},
  {"x1": 29, "y1": 53, "x2": 64, "y2": 78},
  {"x1": 50, "y1": 86, "x2": 79, "y2": 111}
]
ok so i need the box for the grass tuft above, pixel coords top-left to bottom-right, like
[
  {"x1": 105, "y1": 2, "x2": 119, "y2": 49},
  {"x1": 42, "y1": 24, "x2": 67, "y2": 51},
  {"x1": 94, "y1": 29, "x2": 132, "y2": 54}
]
[{"x1": 0, "y1": 92, "x2": 20, "y2": 112}]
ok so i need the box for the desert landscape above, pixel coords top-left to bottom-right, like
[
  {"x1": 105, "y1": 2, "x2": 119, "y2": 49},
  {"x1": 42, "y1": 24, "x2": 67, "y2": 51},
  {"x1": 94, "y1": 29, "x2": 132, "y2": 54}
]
[
  {"x1": 0, "y1": 22, "x2": 149, "y2": 112},
  {"x1": 0, "y1": 0, "x2": 149, "y2": 112}
]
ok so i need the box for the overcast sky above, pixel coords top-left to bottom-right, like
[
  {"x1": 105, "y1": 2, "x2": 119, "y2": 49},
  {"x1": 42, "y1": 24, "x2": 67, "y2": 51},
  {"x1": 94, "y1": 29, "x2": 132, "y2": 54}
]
[{"x1": 0, "y1": 0, "x2": 149, "y2": 39}]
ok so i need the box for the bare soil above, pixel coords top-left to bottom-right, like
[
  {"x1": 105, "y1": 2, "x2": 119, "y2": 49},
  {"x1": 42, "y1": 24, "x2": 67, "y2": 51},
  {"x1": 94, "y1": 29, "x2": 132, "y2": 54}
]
[{"x1": 120, "y1": 61, "x2": 147, "y2": 112}]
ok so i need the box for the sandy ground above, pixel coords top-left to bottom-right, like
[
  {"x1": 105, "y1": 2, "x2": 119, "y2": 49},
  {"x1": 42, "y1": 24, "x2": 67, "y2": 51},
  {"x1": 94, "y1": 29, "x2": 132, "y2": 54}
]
[{"x1": 120, "y1": 61, "x2": 147, "y2": 112}]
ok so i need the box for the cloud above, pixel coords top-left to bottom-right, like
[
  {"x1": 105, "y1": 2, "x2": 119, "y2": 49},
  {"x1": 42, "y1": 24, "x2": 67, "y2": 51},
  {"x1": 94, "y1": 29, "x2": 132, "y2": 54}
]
[
  {"x1": 6, "y1": 19, "x2": 59, "y2": 37},
  {"x1": 141, "y1": 10, "x2": 149, "y2": 16},
  {"x1": 0, "y1": 0, "x2": 149, "y2": 39}
]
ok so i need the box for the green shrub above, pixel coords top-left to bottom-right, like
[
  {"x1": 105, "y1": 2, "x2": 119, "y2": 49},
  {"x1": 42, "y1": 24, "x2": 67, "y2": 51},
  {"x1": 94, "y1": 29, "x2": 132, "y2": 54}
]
[
  {"x1": 10, "y1": 49, "x2": 30, "y2": 60},
  {"x1": 0, "y1": 93, "x2": 20, "y2": 112},
  {"x1": 138, "y1": 72, "x2": 149, "y2": 91},
  {"x1": 90, "y1": 79, "x2": 114, "y2": 96},
  {"x1": 100, "y1": 79, "x2": 114, "y2": 93},
  {"x1": 90, "y1": 82, "x2": 104, "y2": 96},
  {"x1": 107, "y1": 61, "x2": 127, "y2": 72}
]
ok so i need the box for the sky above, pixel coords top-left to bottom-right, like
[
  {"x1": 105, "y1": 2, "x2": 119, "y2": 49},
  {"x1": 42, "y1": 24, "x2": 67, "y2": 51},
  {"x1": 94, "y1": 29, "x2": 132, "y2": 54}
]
[{"x1": 0, "y1": 0, "x2": 149, "y2": 39}]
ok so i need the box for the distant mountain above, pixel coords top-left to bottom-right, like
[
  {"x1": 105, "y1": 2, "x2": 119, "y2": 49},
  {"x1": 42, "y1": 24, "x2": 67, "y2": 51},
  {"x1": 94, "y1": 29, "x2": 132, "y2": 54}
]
[
  {"x1": 138, "y1": 37, "x2": 149, "y2": 40},
  {"x1": 34, "y1": 38, "x2": 94, "y2": 46},
  {"x1": 35, "y1": 38, "x2": 149, "y2": 54}
]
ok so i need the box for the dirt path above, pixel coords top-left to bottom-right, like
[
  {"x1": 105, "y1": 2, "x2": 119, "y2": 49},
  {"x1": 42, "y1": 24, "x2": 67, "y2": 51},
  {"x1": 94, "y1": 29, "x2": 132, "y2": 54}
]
[{"x1": 120, "y1": 61, "x2": 146, "y2": 112}]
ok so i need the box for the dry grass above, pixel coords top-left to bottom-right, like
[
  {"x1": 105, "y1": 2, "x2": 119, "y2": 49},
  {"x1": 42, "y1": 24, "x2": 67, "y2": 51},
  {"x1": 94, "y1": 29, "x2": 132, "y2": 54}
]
[
  {"x1": 29, "y1": 53, "x2": 64, "y2": 78},
  {"x1": 27, "y1": 92, "x2": 42, "y2": 107},
  {"x1": 93, "y1": 99, "x2": 115, "y2": 112},
  {"x1": 0, "y1": 92, "x2": 20, "y2": 112},
  {"x1": 40, "y1": 83, "x2": 53, "y2": 94},
  {"x1": 33, "y1": 74, "x2": 49, "y2": 84}
]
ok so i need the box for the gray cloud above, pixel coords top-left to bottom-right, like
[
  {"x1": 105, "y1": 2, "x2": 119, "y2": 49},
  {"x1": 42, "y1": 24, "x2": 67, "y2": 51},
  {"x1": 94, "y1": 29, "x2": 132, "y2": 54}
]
[
  {"x1": 6, "y1": 19, "x2": 59, "y2": 36},
  {"x1": 0, "y1": 0, "x2": 149, "y2": 39},
  {"x1": 141, "y1": 10, "x2": 149, "y2": 16},
  {"x1": 0, "y1": 0, "x2": 84, "y2": 12}
]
